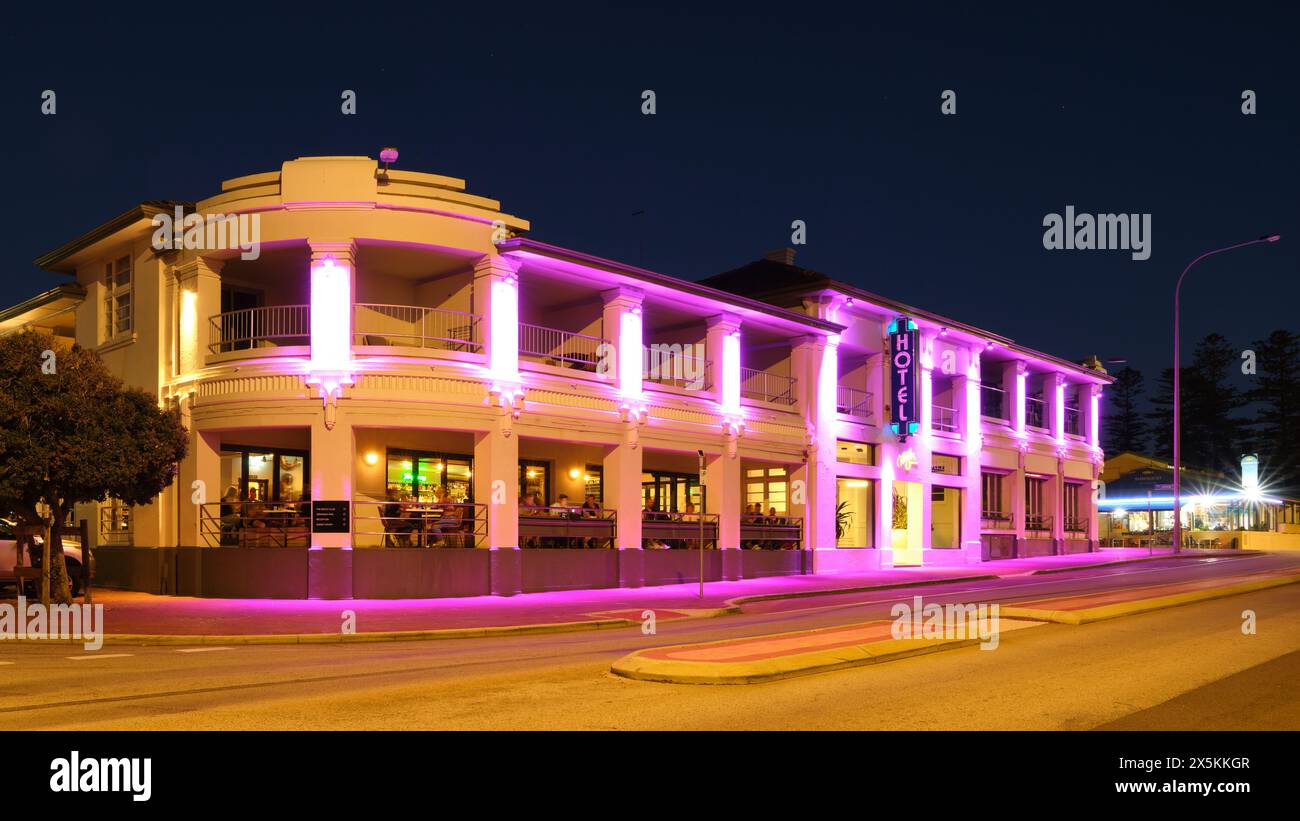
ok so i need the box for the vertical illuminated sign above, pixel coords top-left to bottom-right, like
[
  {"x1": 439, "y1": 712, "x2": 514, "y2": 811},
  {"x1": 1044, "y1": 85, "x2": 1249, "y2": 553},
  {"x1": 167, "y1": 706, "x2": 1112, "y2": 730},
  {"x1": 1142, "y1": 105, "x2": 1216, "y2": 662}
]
[{"x1": 889, "y1": 316, "x2": 919, "y2": 438}]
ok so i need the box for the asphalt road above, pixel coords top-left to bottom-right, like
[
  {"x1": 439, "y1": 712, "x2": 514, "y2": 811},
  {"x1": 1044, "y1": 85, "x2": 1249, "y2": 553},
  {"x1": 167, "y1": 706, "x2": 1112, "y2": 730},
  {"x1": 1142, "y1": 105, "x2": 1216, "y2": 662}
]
[{"x1": 2, "y1": 552, "x2": 1299, "y2": 730}]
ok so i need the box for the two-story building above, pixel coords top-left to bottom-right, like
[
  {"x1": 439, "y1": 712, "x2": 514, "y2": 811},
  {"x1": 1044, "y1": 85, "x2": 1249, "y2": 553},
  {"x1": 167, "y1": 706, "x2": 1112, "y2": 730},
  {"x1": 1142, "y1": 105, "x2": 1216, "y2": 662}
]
[{"x1": 3, "y1": 155, "x2": 1112, "y2": 599}]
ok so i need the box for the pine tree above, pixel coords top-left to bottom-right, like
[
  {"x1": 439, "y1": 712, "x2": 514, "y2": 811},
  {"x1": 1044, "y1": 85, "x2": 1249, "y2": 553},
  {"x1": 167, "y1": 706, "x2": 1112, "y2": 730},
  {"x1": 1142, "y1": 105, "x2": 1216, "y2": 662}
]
[
  {"x1": 1103, "y1": 366, "x2": 1148, "y2": 454},
  {"x1": 1246, "y1": 329, "x2": 1300, "y2": 495}
]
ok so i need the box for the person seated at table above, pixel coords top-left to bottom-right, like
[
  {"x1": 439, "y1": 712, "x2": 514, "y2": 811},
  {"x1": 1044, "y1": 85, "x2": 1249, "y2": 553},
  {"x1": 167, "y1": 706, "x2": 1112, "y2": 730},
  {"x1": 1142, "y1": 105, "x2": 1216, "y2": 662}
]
[
  {"x1": 279, "y1": 474, "x2": 300, "y2": 503},
  {"x1": 553, "y1": 494, "x2": 580, "y2": 520},
  {"x1": 218, "y1": 486, "x2": 242, "y2": 544},
  {"x1": 242, "y1": 488, "x2": 268, "y2": 529},
  {"x1": 427, "y1": 487, "x2": 462, "y2": 547},
  {"x1": 581, "y1": 494, "x2": 600, "y2": 517},
  {"x1": 380, "y1": 489, "x2": 413, "y2": 547}
]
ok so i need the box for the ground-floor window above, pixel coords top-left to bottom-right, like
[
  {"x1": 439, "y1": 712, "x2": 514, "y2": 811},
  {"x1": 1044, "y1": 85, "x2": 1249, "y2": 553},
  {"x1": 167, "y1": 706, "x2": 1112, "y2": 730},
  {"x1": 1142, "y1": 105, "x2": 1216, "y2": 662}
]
[
  {"x1": 745, "y1": 466, "x2": 788, "y2": 515},
  {"x1": 1063, "y1": 482, "x2": 1085, "y2": 532},
  {"x1": 518, "y1": 460, "x2": 550, "y2": 505},
  {"x1": 981, "y1": 471, "x2": 1010, "y2": 528},
  {"x1": 387, "y1": 450, "x2": 472, "y2": 503},
  {"x1": 583, "y1": 465, "x2": 603, "y2": 505},
  {"x1": 931, "y1": 485, "x2": 962, "y2": 548},
  {"x1": 642, "y1": 470, "x2": 702, "y2": 513},
  {"x1": 99, "y1": 499, "x2": 133, "y2": 545},
  {"x1": 835, "y1": 477, "x2": 874, "y2": 547},
  {"x1": 221, "y1": 446, "x2": 310, "y2": 503},
  {"x1": 1025, "y1": 475, "x2": 1049, "y2": 531}
]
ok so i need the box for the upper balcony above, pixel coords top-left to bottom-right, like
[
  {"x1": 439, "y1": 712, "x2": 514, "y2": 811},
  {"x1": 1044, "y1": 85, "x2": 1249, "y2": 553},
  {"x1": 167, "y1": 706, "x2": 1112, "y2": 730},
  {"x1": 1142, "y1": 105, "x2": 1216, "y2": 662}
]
[{"x1": 205, "y1": 241, "x2": 485, "y2": 365}]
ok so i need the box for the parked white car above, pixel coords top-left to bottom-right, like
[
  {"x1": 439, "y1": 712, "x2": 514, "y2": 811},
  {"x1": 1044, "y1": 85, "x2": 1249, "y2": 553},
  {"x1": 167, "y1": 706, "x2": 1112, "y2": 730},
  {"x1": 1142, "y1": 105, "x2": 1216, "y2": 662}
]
[{"x1": 0, "y1": 518, "x2": 92, "y2": 597}]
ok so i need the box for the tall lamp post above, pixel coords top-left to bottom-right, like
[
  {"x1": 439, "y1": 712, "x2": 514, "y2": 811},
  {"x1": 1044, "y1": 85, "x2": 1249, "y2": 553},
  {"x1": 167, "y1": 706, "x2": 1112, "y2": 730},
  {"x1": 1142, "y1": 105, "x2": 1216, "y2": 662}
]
[{"x1": 1173, "y1": 234, "x2": 1280, "y2": 552}]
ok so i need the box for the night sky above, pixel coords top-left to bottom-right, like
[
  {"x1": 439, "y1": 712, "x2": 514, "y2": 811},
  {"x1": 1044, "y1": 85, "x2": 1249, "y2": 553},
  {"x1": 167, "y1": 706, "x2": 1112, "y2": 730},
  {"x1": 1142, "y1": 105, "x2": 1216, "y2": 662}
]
[{"x1": 3, "y1": 3, "x2": 1296, "y2": 387}]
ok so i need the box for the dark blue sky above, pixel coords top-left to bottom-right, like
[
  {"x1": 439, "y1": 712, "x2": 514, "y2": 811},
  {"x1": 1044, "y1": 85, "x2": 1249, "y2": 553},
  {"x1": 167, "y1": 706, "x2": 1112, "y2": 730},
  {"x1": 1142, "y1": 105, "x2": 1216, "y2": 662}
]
[{"x1": 4, "y1": 3, "x2": 1296, "y2": 384}]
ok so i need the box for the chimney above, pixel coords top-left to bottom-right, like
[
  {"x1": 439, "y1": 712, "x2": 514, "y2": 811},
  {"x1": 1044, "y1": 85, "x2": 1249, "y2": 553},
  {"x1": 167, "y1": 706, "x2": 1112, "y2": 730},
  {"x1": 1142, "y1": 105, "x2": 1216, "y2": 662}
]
[{"x1": 764, "y1": 247, "x2": 796, "y2": 266}]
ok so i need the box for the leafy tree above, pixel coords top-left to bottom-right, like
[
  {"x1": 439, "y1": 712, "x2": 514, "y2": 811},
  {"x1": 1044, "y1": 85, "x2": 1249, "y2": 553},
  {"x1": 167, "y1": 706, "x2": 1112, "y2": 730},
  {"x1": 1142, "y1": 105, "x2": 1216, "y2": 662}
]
[
  {"x1": 1246, "y1": 330, "x2": 1300, "y2": 495},
  {"x1": 0, "y1": 330, "x2": 187, "y2": 604},
  {"x1": 1103, "y1": 366, "x2": 1148, "y2": 454}
]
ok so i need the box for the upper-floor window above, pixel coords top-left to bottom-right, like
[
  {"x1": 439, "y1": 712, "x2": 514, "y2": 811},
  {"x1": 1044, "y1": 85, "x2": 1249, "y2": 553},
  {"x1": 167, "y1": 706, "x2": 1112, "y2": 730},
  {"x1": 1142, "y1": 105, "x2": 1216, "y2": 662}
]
[{"x1": 102, "y1": 255, "x2": 133, "y2": 340}]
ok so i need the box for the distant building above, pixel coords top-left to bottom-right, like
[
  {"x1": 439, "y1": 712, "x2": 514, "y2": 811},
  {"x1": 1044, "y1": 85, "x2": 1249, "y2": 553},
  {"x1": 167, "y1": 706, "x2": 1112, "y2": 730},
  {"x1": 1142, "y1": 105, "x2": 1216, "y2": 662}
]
[{"x1": 1099, "y1": 452, "x2": 1300, "y2": 549}]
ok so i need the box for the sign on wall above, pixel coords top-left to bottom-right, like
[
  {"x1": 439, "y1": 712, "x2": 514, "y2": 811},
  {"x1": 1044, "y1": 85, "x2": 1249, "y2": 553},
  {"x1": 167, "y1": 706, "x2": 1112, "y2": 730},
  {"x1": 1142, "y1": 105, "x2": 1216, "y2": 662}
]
[
  {"x1": 889, "y1": 316, "x2": 919, "y2": 438},
  {"x1": 311, "y1": 501, "x2": 351, "y2": 534}
]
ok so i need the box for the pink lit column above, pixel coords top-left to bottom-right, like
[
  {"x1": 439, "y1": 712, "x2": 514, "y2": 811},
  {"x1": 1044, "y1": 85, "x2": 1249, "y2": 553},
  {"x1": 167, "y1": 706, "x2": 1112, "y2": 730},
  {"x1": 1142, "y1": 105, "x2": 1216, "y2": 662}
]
[
  {"x1": 308, "y1": 241, "x2": 357, "y2": 549},
  {"x1": 706, "y1": 313, "x2": 743, "y2": 562},
  {"x1": 472, "y1": 256, "x2": 523, "y2": 594},
  {"x1": 1047, "y1": 373, "x2": 1068, "y2": 550},
  {"x1": 955, "y1": 349, "x2": 984, "y2": 563},
  {"x1": 791, "y1": 334, "x2": 838, "y2": 556},
  {"x1": 601, "y1": 287, "x2": 647, "y2": 586},
  {"x1": 1084, "y1": 384, "x2": 1103, "y2": 549}
]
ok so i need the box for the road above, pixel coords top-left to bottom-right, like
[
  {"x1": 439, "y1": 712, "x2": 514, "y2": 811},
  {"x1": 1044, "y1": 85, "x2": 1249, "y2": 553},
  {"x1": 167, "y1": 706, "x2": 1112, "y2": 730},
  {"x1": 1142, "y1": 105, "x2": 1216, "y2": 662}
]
[{"x1": 2, "y1": 552, "x2": 1299, "y2": 730}]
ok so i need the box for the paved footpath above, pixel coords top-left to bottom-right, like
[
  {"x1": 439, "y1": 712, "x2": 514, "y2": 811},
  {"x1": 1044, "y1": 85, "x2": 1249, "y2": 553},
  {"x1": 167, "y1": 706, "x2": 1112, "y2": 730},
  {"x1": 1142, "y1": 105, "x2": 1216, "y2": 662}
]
[
  {"x1": 13, "y1": 547, "x2": 1238, "y2": 639},
  {"x1": 612, "y1": 561, "x2": 1300, "y2": 683}
]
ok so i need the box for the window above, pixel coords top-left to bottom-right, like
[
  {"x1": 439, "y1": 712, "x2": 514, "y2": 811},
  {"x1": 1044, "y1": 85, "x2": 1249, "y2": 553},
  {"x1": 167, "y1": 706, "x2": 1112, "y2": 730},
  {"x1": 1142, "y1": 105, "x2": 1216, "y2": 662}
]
[
  {"x1": 1025, "y1": 476, "x2": 1049, "y2": 531},
  {"x1": 745, "y1": 466, "x2": 788, "y2": 514},
  {"x1": 836, "y1": 440, "x2": 875, "y2": 465},
  {"x1": 102, "y1": 255, "x2": 133, "y2": 340},
  {"x1": 99, "y1": 499, "x2": 133, "y2": 545},
  {"x1": 584, "y1": 465, "x2": 603, "y2": 505},
  {"x1": 519, "y1": 460, "x2": 550, "y2": 505},
  {"x1": 932, "y1": 453, "x2": 962, "y2": 475},
  {"x1": 1064, "y1": 482, "x2": 1085, "y2": 532},
  {"x1": 835, "y1": 477, "x2": 874, "y2": 547},
  {"x1": 641, "y1": 471, "x2": 702, "y2": 514},
  {"x1": 981, "y1": 472, "x2": 1009, "y2": 527},
  {"x1": 221, "y1": 447, "x2": 312, "y2": 504}
]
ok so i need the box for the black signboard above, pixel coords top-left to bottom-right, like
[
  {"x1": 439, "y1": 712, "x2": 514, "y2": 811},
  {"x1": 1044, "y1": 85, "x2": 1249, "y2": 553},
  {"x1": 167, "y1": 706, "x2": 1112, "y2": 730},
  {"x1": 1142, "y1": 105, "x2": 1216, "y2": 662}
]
[
  {"x1": 311, "y1": 500, "x2": 351, "y2": 533},
  {"x1": 889, "y1": 316, "x2": 919, "y2": 438}
]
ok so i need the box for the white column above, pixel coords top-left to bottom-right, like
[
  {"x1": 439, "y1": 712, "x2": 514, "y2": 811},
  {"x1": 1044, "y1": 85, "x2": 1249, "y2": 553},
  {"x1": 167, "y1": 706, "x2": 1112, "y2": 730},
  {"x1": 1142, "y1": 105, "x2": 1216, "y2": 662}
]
[
  {"x1": 310, "y1": 412, "x2": 355, "y2": 548},
  {"x1": 601, "y1": 287, "x2": 643, "y2": 394},
  {"x1": 473, "y1": 255, "x2": 521, "y2": 386},
  {"x1": 174, "y1": 256, "x2": 222, "y2": 376},
  {"x1": 706, "y1": 313, "x2": 741, "y2": 414},
  {"x1": 1003, "y1": 359, "x2": 1027, "y2": 435},
  {"x1": 474, "y1": 421, "x2": 519, "y2": 549}
]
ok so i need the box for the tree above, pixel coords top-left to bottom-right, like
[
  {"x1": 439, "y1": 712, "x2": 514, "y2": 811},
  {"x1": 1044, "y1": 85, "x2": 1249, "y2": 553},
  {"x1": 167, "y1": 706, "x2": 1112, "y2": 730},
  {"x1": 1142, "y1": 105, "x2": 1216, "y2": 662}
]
[
  {"x1": 1103, "y1": 366, "x2": 1148, "y2": 454},
  {"x1": 0, "y1": 330, "x2": 187, "y2": 604},
  {"x1": 1148, "y1": 333, "x2": 1249, "y2": 471},
  {"x1": 1246, "y1": 330, "x2": 1300, "y2": 495}
]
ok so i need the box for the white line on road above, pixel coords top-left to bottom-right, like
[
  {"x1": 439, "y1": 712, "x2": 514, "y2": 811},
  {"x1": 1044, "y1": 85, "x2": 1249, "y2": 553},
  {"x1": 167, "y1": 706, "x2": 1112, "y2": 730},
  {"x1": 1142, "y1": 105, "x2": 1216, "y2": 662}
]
[
  {"x1": 176, "y1": 647, "x2": 233, "y2": 653},
  {"x1": 0, "y1": 661, "x2": 13, "y2": 665},
  {"x1": 66, "y1": 654, "x2": 133, "y2": 661}
]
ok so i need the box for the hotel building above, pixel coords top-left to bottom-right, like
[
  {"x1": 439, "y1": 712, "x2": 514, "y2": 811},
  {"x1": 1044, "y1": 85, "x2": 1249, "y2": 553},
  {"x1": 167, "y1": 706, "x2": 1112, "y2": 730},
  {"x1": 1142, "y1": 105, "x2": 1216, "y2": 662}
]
[{"x1": 3, "y1": 156, "x2": 1112, "y2": 598}]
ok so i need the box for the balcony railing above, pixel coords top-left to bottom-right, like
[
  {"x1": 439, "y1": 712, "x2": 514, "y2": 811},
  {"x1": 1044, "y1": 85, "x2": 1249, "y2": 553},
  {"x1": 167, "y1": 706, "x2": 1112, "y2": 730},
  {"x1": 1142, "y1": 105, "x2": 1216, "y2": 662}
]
[
  {"x1": 836, "y1": 385, "x2": 873, "y2": 419},
  {"x1": 352, "y1": 501, "x2": 487, "y2": 549},
  {"x1": 932, "y1": 403, "x2": 958, "y2": 433},
  {"x1": 198, "y1": 501, "x2": 312, "y2": 548},
  {"x1": 1026, "y1": 396, "x2": 1046, "y2": 429},
  {"x1": 981, "y1": 510, "x2": 1013, "y2": 530},
  {"x1": 519, "y1": 323, "x2": 606, "y2": 372},
  {"x1": 741, "y1": 514, "x2": 803, "y2": 548},
  {"x1": 1065, "y1": 406, "x2": 1081, "y2": 436},
  {"x1": 1025, "y1": 514, "x2": 1053, "y2": 533},
  {"x1": 519, "y1": 505, "x2": 616, "y2": 548},
  {"x1": 353, "y1": 304, "x2": 481, "y2": 353},
  {"x1": 1064, "y1": 515, "x2": 1087, "y2": 533},
  {"x1": 643, "y1": 345, "x2": 711, "y2": 390},
  {"x1": 208, "y1": 305, "x2": 310, "y2": 354},
  {"x1": 741, "y1": 368, "x2": 797, "y2": 406},
  {"x1": 980, "y1": 385, "x2": 1007, "y2": 420},
  {"x1": 642, "y1": 510, "x2": 719, "y2": 548}
]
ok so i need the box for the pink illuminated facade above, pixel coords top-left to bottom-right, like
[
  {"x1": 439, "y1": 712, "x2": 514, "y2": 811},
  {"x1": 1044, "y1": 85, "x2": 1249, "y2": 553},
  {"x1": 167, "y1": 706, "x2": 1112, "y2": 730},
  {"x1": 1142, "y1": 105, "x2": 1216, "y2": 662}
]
[{"x1": 11, "y1": 156, "x2": 1111, "y2": 598}]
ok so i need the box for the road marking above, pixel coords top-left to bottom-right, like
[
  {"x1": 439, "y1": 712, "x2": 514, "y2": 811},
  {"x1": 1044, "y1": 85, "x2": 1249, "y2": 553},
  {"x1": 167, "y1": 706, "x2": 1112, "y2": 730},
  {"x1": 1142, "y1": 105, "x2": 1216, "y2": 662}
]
[
  {"x1": 66, "y1": 654, "x2": 133, "y2": 661},
  {"x1": 176, "y1": 647, "x2": 233, "y2": 653},
  {"x1": 0, "y1": 661, "x2": 13, "y2": 666}
]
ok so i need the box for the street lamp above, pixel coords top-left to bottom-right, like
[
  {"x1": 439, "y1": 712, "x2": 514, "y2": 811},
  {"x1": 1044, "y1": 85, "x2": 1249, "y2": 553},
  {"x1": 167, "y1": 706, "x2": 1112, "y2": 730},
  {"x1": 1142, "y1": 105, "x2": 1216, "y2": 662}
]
[{"x1": 1172, "y1": 234, "x2": 1280, "y2": 553}]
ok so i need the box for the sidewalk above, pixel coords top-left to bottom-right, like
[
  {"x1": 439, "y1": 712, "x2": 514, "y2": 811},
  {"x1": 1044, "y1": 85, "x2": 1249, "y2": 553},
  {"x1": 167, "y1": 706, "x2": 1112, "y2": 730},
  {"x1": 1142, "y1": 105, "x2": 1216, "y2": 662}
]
[{"x1": 12, "y1": 548, "x2": 1236, "y2": 640}]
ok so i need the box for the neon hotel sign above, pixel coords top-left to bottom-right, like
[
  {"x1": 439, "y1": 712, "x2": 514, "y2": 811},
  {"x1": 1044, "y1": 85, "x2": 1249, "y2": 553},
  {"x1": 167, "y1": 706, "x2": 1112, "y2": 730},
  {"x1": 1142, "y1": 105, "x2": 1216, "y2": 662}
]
[{"x1": 888, "y1": 315, "x2": 918, "y2": 439}]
